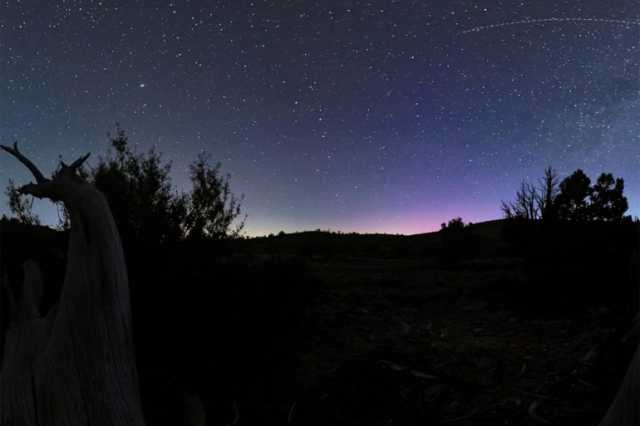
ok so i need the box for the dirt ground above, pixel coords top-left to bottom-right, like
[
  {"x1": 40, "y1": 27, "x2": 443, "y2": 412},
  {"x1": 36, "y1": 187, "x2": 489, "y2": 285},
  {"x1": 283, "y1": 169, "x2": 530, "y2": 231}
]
[{"x1": 279, "y1": 257, "x2": 634, "y2": 425}]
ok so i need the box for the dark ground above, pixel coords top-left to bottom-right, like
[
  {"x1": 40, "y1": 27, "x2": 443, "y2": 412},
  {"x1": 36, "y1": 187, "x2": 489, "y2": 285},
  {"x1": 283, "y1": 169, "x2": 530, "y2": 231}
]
[
  {"x1": 287, "y1": 257, "x2": 632, "y2": 425},
  {"x1": 1, "y1": 218, "x2": 637, "y2": 425}
]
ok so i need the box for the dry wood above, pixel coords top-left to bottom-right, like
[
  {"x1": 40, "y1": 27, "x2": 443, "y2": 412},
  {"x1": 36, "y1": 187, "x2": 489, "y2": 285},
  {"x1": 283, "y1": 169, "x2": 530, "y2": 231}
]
[
  {"x1": 598, "y1": 226, "x2": 640, "y2": 426},
  {"x1": 0, "y1": 147, "x2": 145, "y2": 425}
]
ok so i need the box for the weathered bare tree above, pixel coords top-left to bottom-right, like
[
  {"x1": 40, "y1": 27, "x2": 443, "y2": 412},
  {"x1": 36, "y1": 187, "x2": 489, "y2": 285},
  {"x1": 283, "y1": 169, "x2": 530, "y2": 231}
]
[
  {"x1": 536, "y1": 166, "x2": 559, "y2": 222},
  {"x1": 599, "y1": 344, "x2": 640, "y2": 425},
  {"x1": 597, "y1": 220, "x2": 640, "y2": 426},
  {"x1": 501, "y1": 180, "x2": 539, "y2": 220},
  {"x1": 0, "y1": 143, "x2": 145, "y2": 425}
]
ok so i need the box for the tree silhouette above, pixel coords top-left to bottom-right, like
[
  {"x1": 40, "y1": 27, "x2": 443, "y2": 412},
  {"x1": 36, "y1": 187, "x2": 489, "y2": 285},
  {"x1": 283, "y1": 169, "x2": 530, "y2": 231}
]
[
  {"x1": 92, "y1": 127, "x2": 188, "y2": 248},
  {"x1": 501, "y1": 167, "x2": 559, "y2": 221},
  {"x1": 440, "y1": 217, "x2": 466, "y2": 231},
  {"x1": 503, "y1": 167, "x2": 630, "y2": 223},
  {"x1": 537, "y1": 166, "x2": 559, "y2": 222},
  {"x1": 589, "y1": 173, "x2": 628, "y2": 222},
  {"x1": 184, "y1": 152, "x2": 245, "y2": 240},
  {"x1": 501, "y1": 181, "x2": 539, "y2": 220},
  {"x1": 5, "y1": 178, "x2": 40, "y2": 226},
  {"x1": 554, "y1": 169, "x2": 592, "y2": 221},
  {"x1": 4, "y1": 126, "x2": 244, "y2": 246}
]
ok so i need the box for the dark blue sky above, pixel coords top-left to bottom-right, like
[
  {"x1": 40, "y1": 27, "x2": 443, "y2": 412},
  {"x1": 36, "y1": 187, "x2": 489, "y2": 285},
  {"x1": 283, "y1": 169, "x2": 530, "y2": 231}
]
[{"x1": 2, "y1": 1, "x2": 640, "y2": 235}]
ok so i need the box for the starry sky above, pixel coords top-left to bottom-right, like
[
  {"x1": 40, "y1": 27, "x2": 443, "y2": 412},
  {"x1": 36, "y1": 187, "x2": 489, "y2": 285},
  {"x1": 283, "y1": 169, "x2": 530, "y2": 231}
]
[{"x1": 2, "y1": 1, "x2": 640, "y2": 236}]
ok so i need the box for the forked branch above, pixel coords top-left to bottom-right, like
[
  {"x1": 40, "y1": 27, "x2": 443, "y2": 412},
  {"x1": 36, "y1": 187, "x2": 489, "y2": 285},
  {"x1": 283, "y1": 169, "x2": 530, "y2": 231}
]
[
  {"x1": 2, "y1": 144, "x2": 92, "y2": 200},
  {"x1": 69, "y1": 152, "x2": 91, "y2": 170},
  {"x1": 0, "y1": 142, "x2": 47, "y2": 184}
]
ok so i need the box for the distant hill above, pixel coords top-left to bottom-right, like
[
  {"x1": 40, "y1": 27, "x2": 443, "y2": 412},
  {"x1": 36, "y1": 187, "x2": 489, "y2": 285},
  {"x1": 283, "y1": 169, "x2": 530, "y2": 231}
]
[
  {"x1": 236, "y1": 219, "x2": 510, "y2": 259},
  {"x1": 409, "y1": 219, "x2": 505, "y2": 240}
]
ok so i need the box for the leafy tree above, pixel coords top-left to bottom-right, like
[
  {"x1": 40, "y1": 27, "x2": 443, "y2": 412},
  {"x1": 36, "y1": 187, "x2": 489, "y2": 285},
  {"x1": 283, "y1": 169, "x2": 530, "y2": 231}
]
[
  {"x1": 589, "y1": 173, "x2": 628, "y2": 222},
  {"x1": 502, "y1": 167, "x2": 629, "y2": 223},
  {"x1": 92, "y1": 127, "x2": 188, "y2": 248},
  {"x1": 555, "y1": 169, "x2": 592, "y2": 221},
  {"x1": 184, "y1": 152, "x2": 245, "y2": 240},
  {"x1": 4, "y1": 127, "x2": 244, "y2": 245},
  {"x1": 5, "y1": 178, "x2": 40, "y2": 226}
]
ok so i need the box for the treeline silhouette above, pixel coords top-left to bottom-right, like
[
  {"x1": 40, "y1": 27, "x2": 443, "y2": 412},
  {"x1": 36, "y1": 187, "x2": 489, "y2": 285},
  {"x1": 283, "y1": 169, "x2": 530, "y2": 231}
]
[
  {"x1": 3, "y1": 141, "x2": 640, "y2": 423},
  {"x1": 501, "y1": 167, "x2": 629, "y2": 223},
  {"x1": 1, "y1": 128, "x2": 314, "y2": 424},
  {"x1": 498, "y1": 167, "x2": 638, "y2": 311},
  {"x1": 7, "y1": 124, "x2": 245, "y2": 243}
]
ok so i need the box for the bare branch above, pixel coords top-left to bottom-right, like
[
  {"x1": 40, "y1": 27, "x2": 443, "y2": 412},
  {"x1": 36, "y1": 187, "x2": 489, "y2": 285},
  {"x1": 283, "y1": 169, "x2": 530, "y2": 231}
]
[
  {"x1": 56, "y1": 153, "x2": 90, "y2": 179},
  {"x1": 69, "y1": 153, "x2": 91, "y2": 170},
  {"x1": 0, "y1": 142, "x2": 48, "y2": 184},
  {"x1": 16, "y1": 182, "x2": 51, "y2": 199},
  {"x1": 502, "y1": 180, "x2": 540, "y2": 220}
]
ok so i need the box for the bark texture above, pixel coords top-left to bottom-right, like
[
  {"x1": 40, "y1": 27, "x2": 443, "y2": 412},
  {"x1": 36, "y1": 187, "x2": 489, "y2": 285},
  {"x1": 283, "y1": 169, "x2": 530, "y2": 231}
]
[
  {"x1": 599, "y1": 344, "x2": 640, "y2": 426},
  {"x1": 0, "y1": 143, "x2": 145, "y2": 425},
  {"x1": 599, "y1": 228, "x2": 640, "y2": 426}
]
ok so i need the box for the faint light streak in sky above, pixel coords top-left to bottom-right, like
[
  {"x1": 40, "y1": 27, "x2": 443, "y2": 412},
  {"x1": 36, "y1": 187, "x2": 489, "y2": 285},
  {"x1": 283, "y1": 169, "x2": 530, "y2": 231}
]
[{"x1": 459, "y1": 17, "x2": 640, "y2": 35}]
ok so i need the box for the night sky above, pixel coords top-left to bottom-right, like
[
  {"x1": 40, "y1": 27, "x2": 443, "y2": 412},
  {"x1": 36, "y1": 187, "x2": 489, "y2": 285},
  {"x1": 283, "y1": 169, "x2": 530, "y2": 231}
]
[{"x1": 2, "y1": 1, "x2": 640, "y2": 236}]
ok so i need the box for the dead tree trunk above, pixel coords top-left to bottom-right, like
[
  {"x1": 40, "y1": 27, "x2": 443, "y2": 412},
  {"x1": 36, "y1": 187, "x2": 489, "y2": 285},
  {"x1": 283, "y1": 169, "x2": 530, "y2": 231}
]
[
  {"x1": 0, "y1": 143, "x2": 145, "y2": 425},
  {"x1": 599, "y1": 222, "x2": 640, "y2": 426}
]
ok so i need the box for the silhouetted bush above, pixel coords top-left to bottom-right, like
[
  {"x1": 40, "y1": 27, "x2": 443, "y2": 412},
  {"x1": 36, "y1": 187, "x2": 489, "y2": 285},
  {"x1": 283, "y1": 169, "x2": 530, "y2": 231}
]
[
  {"x1": 502, "y1": 167, "x2": 629, "y2": 223},
  {"x1": 4, "y1": 180, "x2": 40, "y2": 226},
  {"x1": 440, "y1": 217, "x2": 466, "y2": 231},
  {"x1": 5, "y1": 125, "x2": 245, "y2": 250}
]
